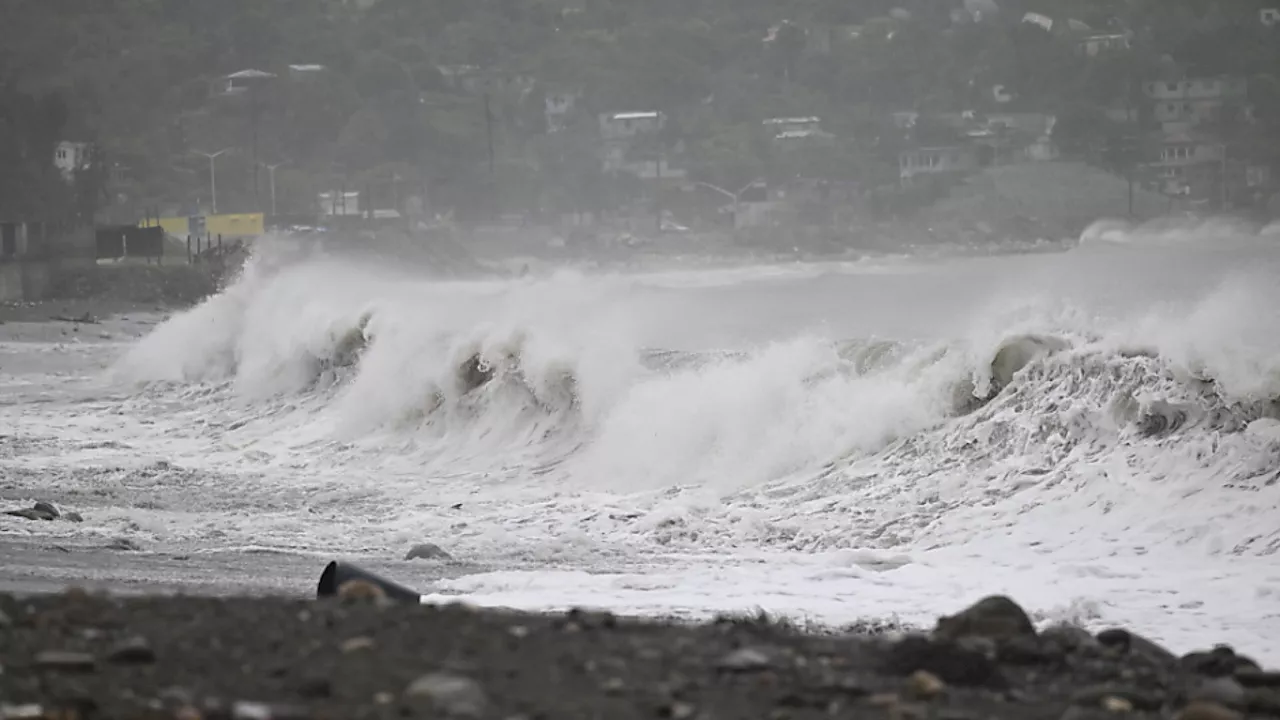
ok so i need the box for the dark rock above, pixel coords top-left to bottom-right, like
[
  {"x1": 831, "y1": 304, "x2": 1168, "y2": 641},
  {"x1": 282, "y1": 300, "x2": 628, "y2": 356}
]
[
  {"x1": 1244, "y1": 688, "x2": 1280, "y2": 715},
  {"x1": 105, "y1": 537, "x2": 142, "y2": 552},
  {"x1": 1183, "y1": 649, "x2": 1239, "y2": 678},
  {"x1": 716, "y1": 647, "x2": 773, "y2": 672},
  {"x1": 1236, "y1": 670, "x2": 1280, "y2": 688},
  {"x1": 404, "y1": 672, "x2": 488, "y2": 718},
  {"x1": 1070, "y1": 685, "x2": 1166, "y2": 711},
  {"x1": 33, "y1": 650, "x2": 97, "y2": 673},
  {"x1": 404, "y1": 542, "x2": 452, "y2": 561},
  {"x1": 1094, "y1": 628, "x2": 1130, "y2": 650},
  {"x1": 1041, "y1": 624, "x2": 1099, "y2": 654},
  {"x1": 1174, "y1": 701, "x2": 1243, "y2": 720},
  {"x1": 1096, "y1": 628, "x2": 1178, "y2": 665},
  {"x1": 658, "y1": 701, "x2": 697, "y2": 719},
  {"x1": 956, "y1": 636, "x2": 997, "y2": 661},
  {"x1": 559, "y1": 607, "x2": 617, "y2": 631},
  {"x1": 4, "y1": 508, "x2": 56, "y2": 521},
  {"x1": 107, "y1": 636, "x2": 157, "y2": 664},
  {"x1": 997, "y1": 634, "x2": 1062, "y2": 665},
  {"x1": 1189, "y1": 676, "x2": 1247, "y2": 709},
  {"x1": 776, "y1": 690, "x2": 830, "y2": 709},
  {"x1": 297, "y1": 676, "x2": 332, "y2": 699},
  {"x1": 62, "y1": 511, "x2": 84, "y2": 523},
  {"x1": 937, "y1": 711, "x2": 981, "y2": 720},
  {"x1": 1226, "y1": 651, "x2": 1261, "y2": 673},
  {"x1": 933, "y1": 596, "x2": 1035, "y2": 643},
  {"x1": 32, "y1": 501, "x2": 59, "y2": 518},
  {"x1": 884, "y1": 634, "x2": 1004, "y2": 688},
  {"x1": 1059, "y1": 708, "x2": 1105, "y2": 720}
]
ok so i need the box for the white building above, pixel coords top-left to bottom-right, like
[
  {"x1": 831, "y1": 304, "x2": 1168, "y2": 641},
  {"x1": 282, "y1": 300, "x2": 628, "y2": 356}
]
[
  {"x1": 1143, "y1": 77, "x2": 1249, "y2": 128},
  {"x1": 1077, "y1": 33, "x2": 1131, "y2": 57},
  {"x1": 763, "y1": 116, "x2": 833, "y2": 141},
  {"x1": 1149, "y1": 124, "x2": 1225, "y2": 197},
  {"x1": 898, "y1": 146, "x2": 978, "y2": 182},
  {"x1": 599, "y1": 111, "x2": 664, "y2": 140}
]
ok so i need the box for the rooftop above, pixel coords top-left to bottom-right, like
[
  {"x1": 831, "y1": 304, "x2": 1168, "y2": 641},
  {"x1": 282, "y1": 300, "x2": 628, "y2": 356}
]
[{"x1": 607, "y1": 111, "x2": 661, "y2": 121}]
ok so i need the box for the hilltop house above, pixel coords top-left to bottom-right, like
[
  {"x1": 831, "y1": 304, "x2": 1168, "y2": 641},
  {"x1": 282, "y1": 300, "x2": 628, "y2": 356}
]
[
  {"x1": 1149, "y1": 124, "x2": 1224, "y2": 197},
  {"x1": 763, "y1": 117, "x2": 834, "y2": 142},
  {"x1": 898, "y1": 145, "x2": 979, "y2": 183},
  {"x1": 437, "y1": 65, "x2": 535, "y2": 97},
  {"x1": 598, "y1": 111, "x2": 684, "y2": 179},
  {"x1": 1143, "y1": 76, "x2": 1249, "y2": 129},
  {"x1": 1077, "y1": 32, "x2": 1131, "y2": 57},
  {"x1": 934, "y1": 111, "x2": 1059, "y2": 164}
]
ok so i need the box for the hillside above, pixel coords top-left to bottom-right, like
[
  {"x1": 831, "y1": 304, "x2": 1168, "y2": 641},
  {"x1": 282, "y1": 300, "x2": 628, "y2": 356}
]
[{"x1": 913, "y1": 162, "x2": 1178, "y2": 241}]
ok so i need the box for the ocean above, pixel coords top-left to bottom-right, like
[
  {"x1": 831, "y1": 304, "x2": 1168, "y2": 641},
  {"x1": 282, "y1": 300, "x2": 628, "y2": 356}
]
[{"x1": 3, "y1": 218, "x2": 1280, "y2": 662}]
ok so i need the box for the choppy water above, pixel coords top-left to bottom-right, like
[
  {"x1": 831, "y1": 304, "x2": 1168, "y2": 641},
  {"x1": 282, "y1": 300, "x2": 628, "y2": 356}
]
[{"x1": 4, "y1": 217, "x2": 1280, "y2": 660}]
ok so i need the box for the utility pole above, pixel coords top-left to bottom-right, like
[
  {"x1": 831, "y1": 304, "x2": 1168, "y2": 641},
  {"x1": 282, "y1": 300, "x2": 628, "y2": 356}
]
[
  {"x1": 264, "y1": 161, "x2": 287, "y2": 216},
  {"x1": 192, "y1": 148, "x2": 232, "y2": 215},
  {"x1": 223, "y1": 70, "x2": 277, "y2": 213},
  {"x1": 1124, "y1": 134, "x2": 1134, "y2": 216},
  {"x1": 484, "y1": 93, "x2": 495, "y2": 177},
  {"x1": 484, "y1": 92, "x2": 496, "y2": 219},
  {"x1": 1220, "y1": 143, "x2": 1229, "y2": 211},
  {"x1": 250, "y1": 87, "x2": 260, "y2": 207},
  {"x1": 1128, "y1": 165, "x2": 1134, "y2": 216}
]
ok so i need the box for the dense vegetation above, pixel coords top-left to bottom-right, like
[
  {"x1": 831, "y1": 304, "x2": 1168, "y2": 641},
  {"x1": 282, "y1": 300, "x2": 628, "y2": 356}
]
[{"x1": 1, "y1": 0, "x2": 1278, "y2": 223}]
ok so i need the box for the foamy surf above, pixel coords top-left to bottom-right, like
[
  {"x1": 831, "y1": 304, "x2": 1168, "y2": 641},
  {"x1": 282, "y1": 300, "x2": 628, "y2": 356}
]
[{"x1": 4, "y1": 221, "x2": 1280, "y2": 661}]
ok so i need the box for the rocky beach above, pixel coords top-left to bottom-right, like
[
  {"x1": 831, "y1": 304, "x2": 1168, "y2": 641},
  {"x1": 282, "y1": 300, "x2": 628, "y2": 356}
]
[{"x1": 2, "y1": 586, "x2": 1277, "y2": 720}]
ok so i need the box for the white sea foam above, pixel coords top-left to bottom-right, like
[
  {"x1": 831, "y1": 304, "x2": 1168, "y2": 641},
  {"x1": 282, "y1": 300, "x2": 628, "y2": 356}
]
[{"x1": 5, "y1": 220, "x2": 1280, "y2": 661}]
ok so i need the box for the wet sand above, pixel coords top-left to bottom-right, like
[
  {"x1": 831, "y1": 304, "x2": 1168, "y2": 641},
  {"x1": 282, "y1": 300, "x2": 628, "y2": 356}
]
[{"x1": 0, "y1": 535, "x2": 482, "y2": 599}]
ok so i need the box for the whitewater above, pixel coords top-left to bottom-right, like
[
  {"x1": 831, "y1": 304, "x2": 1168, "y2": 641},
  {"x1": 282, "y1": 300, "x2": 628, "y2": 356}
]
[{"x1": 3, "y1": 217, "x2": 1280, "y2": 661}]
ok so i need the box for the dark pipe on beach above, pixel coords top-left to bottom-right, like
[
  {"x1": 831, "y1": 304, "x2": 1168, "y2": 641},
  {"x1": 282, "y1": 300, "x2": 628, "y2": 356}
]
[{"x1": 317, "y1": 561, "x2": 424, "y2": 604}]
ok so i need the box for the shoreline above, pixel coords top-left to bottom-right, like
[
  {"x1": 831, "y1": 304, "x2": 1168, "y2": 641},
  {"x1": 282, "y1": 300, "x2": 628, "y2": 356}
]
[
  {"x1": 2, "y1": 582, "x2": 1273, "y2": 719},
  {"x1": 0, "y1": 536, "x2": 485, "y2": 600}
]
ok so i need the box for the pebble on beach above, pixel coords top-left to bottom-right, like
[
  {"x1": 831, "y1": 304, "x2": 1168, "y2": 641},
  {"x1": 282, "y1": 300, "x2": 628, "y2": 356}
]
[{"x1": 0, "y1": 591, "x2": 1276, "y2": 720}]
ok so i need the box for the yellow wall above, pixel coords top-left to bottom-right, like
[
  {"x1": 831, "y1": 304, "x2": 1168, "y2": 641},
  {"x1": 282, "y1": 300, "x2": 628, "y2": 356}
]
[
  {"x1": 144, "y1": 216, "x2": 190, "y2": 236},
  {"x1": 142, "y1": 213, "x2": 264, "y2": 238}
]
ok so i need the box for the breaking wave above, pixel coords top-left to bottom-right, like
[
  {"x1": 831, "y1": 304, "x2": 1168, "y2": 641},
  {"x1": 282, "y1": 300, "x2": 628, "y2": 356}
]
[{"x1": 111, "y1": 223, "x2": 1280, "y2": 559}]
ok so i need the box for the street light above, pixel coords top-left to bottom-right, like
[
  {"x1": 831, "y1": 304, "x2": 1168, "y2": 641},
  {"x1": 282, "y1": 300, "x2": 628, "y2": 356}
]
[
  {"x1": 693, "y1": 179, "x2": 766, "y2": 231},
  {"x1": 222, "y1": 69, "x2": 278, "y2": 210},
  {"x1": 262, "y1": 161, "x2": 288, "y2": 216},
  {"x1": 191, "y1": 147, "x2": 233, "y2": 214}
]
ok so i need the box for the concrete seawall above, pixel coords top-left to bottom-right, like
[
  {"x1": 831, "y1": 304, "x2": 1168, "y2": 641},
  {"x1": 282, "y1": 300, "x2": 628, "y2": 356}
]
[{"x1": 0, "y1": 259, "x2": 51, "y2": 302}]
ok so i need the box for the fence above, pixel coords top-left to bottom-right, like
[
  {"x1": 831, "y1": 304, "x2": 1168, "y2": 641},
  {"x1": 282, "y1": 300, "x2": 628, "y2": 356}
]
[
  {"x1": 186, "y1": 233, "x2": 243, "y2": 266},
  {"x1": 94, "y1": 225, "x2": 166, "y2": 262}
]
